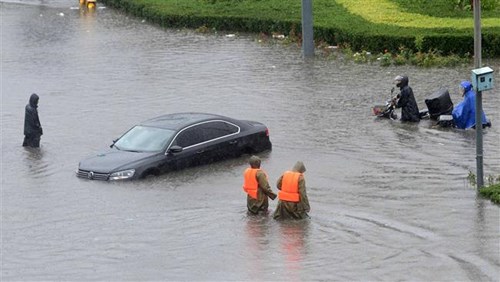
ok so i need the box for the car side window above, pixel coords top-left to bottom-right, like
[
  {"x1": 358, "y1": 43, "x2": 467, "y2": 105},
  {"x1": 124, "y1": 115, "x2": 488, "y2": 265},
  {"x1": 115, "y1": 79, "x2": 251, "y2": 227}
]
[
  {"x1": 173, "y1": 121, "x2": 239, "y2": 148},
  {"x1": 199, "y1": 121, "x2": 238, "y2": 141},
  {"x1": 174, "y1": 126, "x2": 204, "y2": 148}
]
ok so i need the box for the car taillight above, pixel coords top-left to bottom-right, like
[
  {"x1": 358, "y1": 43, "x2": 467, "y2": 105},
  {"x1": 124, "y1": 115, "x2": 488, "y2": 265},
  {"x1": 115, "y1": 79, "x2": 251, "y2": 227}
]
[{"x1": 265, "y1": 128, "x2": 269, "y2": 136}]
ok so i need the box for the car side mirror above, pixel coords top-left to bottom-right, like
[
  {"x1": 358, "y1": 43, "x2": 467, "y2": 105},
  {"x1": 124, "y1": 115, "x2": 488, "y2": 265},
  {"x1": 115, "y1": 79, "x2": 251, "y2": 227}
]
[
  {"x1": 110, "y1": 139, "x2": 118, "y2": 148},
  {"x1": 168, "y1": 145, "x2": 183, "y2": 154}
]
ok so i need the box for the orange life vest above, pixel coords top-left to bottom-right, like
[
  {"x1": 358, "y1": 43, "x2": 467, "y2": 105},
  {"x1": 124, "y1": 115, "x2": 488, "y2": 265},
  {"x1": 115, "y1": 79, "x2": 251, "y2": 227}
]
[
  {"x1": 278, "y1": 171, "x2": 300, "y2": 202},
  {"x1": 243, "y1": 168, "x2": 259, "y2": 199}
]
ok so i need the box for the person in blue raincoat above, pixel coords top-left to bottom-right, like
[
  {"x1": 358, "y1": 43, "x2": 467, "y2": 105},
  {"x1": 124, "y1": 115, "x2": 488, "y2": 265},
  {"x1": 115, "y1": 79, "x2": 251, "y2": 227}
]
[{"x1": 452, "y1": 81, "x2": 490, "y2": 129}]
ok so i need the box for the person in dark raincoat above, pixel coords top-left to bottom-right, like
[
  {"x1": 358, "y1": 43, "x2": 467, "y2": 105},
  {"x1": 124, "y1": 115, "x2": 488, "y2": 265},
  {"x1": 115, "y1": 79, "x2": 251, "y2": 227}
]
[
  {"x1": 273, "y1": 161, "x2": 310, "y2": 220},
  {"x1": 452, "y1": 80, "x2": 490, "y2": 129},
  {"x1": 391, "y1": 75, "x2": 420, "y2": 122},
  {"x1": 242, "y1": 155, "x2": 277, "y2": 215},
  {"x1": 23, "y1": 93, "x2": 43, "y2": 148}
]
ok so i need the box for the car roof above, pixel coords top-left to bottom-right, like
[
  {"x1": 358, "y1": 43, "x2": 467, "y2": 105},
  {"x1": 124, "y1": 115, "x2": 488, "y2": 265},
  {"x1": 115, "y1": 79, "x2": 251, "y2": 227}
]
[{"x1": 139, "y1": 112, "x2": 239, "y2": 130}]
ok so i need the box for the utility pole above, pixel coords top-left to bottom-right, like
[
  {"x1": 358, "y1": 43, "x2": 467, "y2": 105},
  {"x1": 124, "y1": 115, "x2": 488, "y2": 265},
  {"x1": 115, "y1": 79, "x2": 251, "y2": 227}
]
[
  {"x1": 473, "y1": 0, "x2": 484, "y2": 188},
  {"x1": 301, "y1": 0, "x2": 314, "y2": 58}
]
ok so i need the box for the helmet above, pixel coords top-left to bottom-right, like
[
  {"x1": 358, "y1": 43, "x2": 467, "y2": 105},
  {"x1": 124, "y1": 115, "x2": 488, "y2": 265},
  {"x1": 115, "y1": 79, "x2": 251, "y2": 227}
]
[{"x1": 394, "y1": 75, "x2": 408, "y2": 88}]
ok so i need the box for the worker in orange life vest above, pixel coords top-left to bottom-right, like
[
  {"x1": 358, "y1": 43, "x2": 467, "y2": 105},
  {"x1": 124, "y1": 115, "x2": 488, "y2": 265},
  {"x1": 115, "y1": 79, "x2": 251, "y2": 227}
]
[
  {"x1": 273, "y1": 161, "x2": 310, "y2": 220},
  {"x1": 242, "y1": 155, "x2": 277, "y2": 215}
]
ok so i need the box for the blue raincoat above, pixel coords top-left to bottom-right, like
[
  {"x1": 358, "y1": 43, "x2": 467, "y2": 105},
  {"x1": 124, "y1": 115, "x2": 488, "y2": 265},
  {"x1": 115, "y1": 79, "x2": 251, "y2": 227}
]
[{"x1": 452, "y1": 81, "x2": 488, "y2": 129}]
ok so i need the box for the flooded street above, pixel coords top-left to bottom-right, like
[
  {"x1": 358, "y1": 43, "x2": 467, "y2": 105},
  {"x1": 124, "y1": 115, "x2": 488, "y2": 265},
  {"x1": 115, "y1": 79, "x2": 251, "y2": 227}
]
[{"x1": 1, "y1": 1, "x2": 499, "y2": 281}]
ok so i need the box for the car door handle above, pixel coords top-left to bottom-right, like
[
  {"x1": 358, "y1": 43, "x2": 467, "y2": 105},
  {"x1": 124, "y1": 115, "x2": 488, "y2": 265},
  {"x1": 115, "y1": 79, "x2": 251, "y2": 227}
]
[
  {"x1": 196, "y1": 150, "x2": 205, "y2": 154},
  {"x1": 229, "y1": 140, "x2": 238, "y2": 145}
]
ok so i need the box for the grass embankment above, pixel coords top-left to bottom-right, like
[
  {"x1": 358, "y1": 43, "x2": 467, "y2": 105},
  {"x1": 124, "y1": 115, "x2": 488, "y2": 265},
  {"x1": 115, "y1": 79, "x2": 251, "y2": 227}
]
[{"x1": 100, "y1": 0, "x2": 500, "y2": 65}]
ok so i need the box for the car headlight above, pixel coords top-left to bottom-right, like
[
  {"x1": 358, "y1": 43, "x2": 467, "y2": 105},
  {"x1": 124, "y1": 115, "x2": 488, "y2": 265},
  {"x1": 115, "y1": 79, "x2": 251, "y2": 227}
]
[{"x1": 109, "y1": 169, "x2": 135, "y2": 180}]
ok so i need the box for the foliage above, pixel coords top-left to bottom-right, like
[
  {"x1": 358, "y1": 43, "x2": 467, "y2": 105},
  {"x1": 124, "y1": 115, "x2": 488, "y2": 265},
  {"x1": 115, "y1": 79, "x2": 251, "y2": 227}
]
[
  {"x1": 468, "y1": 171, "x2": 500, "y2": 204},
  {"x1": 468, "y1": 171, "x2": 500, "y2": 187},
  {"x1": 368, "y1": 47, "x2": 468, "y2": 67},
  {"x1": 99, "y1": 0, "x2": 500, "y2": 58},
  {"x1": 394, "y1": 0, "x2": 500, "y2": 15},
  {"x1": 378, "y1": 51, "x2": 393, "y2": 67},
  {"x1": 467, "y1": 170, "x2": 477, "y2": 184},
  {"x1": 353, "y1": 51, "x2": 375, "y2": 64},
  {"x1": 335, "y1": 0, "x2": 500, "y2": 28},
  {"x1": 453, "y1": 0, "x2": 500, "y2": 11},
  {"x1": 479, "y1": 183, "x2": 500, "y2": 204}
]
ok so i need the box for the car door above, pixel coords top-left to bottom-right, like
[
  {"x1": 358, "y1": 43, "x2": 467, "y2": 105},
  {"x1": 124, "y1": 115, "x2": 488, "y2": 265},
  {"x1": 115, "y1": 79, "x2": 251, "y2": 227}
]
[
  {"x1": 166, "y1": 125, "x2": 206, "y2": 170},
  {"x1": 166, "y1": 121, "x2": 241, "y2": 170},
  {"x1": 195, "y1": 120, "x2": 241, "y2": 164}
]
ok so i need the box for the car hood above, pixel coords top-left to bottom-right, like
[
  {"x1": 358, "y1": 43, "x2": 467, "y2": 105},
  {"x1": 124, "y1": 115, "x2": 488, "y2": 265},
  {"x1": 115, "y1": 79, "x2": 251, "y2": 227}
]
[{"x1": 78, "y1": 149, "x2": 158, "y2": 173}]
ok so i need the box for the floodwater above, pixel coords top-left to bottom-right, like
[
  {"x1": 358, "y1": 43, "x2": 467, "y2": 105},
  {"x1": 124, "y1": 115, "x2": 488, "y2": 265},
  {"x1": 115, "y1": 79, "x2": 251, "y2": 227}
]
[{"x1": 1, "y1": 1, "x2": 499, "y2": 281}]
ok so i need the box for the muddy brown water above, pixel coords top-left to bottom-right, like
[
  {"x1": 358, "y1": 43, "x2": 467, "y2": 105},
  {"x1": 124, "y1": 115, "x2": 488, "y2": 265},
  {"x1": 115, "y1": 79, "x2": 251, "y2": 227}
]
[{"x1": 1, "y1": 1, "x2": 499, "y2": 281}]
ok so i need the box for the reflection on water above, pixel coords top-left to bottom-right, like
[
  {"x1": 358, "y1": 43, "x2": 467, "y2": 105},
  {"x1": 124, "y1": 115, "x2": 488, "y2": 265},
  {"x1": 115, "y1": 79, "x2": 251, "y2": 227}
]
[
  {"x1": 245, "y1": 215, "x2": 271, "y2": 245},
  {"x1": 1, "y1": 1, "x2": 499, "y2": 281},
  {"x1": 278, "y1": 220, "x2": 310, "y2": 282},
  {"x1": 243, "y1": 216, "x2": 311, "y2": 282},
  {"x1": 244, "y1": 215, "x2": 272, "y2": 277},
  {"x1": 22, "y1": 146, "x2": 46, "y2": 177}
]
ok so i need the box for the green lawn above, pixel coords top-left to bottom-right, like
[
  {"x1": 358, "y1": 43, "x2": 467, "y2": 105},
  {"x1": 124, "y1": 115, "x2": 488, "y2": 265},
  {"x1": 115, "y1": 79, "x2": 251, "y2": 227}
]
[
  {"x1": 336, "y1": 0, "x2": 500, "y2": 29},
  {"x1": 100, "y1": 0, "x2": 500, "y2": 57}
]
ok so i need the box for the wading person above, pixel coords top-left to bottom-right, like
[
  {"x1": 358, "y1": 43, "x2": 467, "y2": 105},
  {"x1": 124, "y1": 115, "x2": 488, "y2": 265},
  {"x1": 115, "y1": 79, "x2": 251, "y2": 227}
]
[
  {"x1": 23, "y1": 93, "x2": 43, "y2": 148},
  {"x1": 391, "y1": 75, "x2": 420, "y2": 122},
  {"x1": 242, "y1": 155, "x2": 277, "y2": 215},
  {"x1": 273, "y1": 161, "x2": 310, "y2": 220},
  {"x1": 452, "y1": 80, "x2": 490, "y2": 129}
]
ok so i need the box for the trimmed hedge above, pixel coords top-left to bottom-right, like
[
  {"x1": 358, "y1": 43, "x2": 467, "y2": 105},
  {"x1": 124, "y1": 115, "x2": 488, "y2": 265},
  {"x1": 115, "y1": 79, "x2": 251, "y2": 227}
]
[{"x1": 99, "y1": 0, "x2": 500, "y2": 57}]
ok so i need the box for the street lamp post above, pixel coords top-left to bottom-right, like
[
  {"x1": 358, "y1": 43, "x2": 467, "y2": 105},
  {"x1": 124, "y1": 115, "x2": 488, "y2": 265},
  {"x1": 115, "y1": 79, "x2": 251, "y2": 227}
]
[
  {"x1": 473, "y1": 0, "x2": 484, "y2": 188},
  {"x1": 301, "y1": 0, "x2": 314, "y2": 58}
]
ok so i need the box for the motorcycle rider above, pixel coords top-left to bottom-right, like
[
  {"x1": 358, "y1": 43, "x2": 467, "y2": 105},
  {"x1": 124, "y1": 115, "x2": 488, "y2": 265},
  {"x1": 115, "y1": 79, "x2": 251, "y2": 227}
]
[{"x1": 391, "y1": 75, "x2": 420, "y2": 122}]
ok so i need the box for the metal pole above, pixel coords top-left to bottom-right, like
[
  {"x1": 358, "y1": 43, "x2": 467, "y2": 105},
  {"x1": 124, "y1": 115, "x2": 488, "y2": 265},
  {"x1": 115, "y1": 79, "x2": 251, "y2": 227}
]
[
  {"x1": 473, "y1": 0, "x2": 484, "y2": 188},
  {"x1": 301, "y1": 0, "x2": 314, "y2": 58}
]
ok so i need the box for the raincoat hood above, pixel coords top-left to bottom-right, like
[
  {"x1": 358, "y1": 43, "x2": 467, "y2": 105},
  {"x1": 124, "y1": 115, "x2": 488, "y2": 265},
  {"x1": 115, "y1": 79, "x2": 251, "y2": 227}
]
[
  {"x1": 24, "y1": 93, "x2": 43, "y2": 138},
  {"x1": 460, "y1": 80, "x2": 472, "y2": 93},
  {"x1": 292, "y1": 161, "x2": 306, "y2": 173},
  {"x1": 29, "y1": 93, "x2": 39, "y2": 108}
]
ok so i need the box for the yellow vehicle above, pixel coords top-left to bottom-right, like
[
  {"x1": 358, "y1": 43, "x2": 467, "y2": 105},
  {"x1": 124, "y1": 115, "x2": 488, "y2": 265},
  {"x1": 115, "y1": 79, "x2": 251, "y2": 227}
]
[{"x1": 80, "y1": 0, "x2": 96, "y2": 9}]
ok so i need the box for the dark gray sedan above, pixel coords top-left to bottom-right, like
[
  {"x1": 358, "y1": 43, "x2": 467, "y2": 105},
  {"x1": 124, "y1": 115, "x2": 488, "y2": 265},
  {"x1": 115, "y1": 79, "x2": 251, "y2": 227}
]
[{"x1": 77, "y1": 112, "x2": 272, "y2": 180}]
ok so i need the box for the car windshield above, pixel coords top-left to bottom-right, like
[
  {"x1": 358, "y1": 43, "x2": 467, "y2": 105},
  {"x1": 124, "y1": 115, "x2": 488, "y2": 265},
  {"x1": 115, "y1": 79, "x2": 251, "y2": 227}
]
[{"x1": 114, "y1": 125, "x2": 175, "y2": 152}]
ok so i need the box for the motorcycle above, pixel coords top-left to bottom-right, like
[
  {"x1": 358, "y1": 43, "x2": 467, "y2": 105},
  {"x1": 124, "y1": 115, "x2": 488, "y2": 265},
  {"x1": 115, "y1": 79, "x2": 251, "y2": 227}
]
[
  {"x1": 373, "y1": 87, "x2": 456, "y2": 128},
  {"x1": 371, "y1": 87, "x2": 399, "y2": 120},
  {"x1": 372, "y1": 99, "x2": 397, "y2": 120}
]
